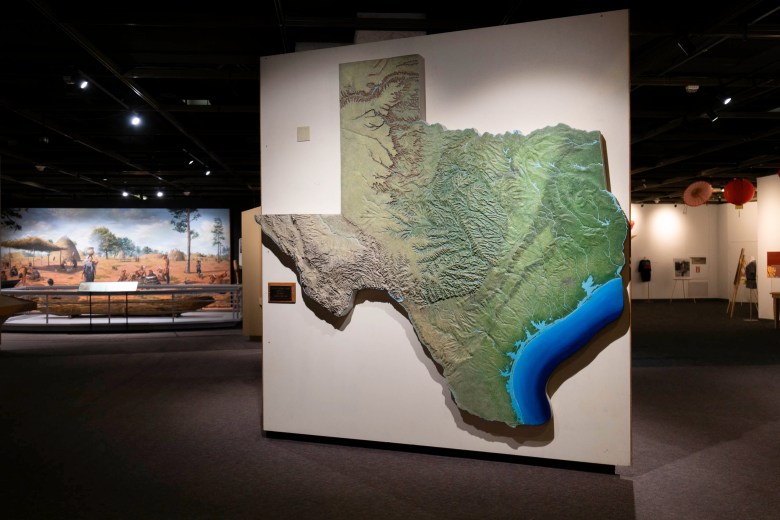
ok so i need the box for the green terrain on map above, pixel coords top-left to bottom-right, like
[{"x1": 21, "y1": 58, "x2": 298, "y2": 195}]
[{"x1": 260, "y1": 55, "x2": 627, "y2": 426}]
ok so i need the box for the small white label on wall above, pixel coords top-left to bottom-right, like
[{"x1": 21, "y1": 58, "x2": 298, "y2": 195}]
[{"x1": 296, "y1": 126, "x2": 310, "y2": 142}]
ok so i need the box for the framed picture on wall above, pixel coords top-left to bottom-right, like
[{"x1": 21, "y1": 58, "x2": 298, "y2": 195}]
[
  {"x1": 768, "y1": 252, "x2": 780, "y2": 278},
  {"x1": 674, "y1": 258, "x2": 691, "y2": 278},
  {"x1": 690, "y1": 256, "x2": 707, "y2": 278}
]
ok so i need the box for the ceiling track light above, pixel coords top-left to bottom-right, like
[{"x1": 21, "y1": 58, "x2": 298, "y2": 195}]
[
  {"x1": 676, "y1": 35, "x2": 696, "y2": 57},
  {"x1": 707, "y1": 110, "x2": 719, "y2": 122},
  {"x1": 183, "y1": 149, "x2": 212, "y2": 176},
  {"x1": 129, "y1": 113, "x2": 142, "y2": 126}
]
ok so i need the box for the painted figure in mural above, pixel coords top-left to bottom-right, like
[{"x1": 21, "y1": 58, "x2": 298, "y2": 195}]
[
  {"x1": 117, "y1": 268, "x2": 128, "y2": 282},
  {"x1": 144, "y1": 269, "x2": 161, "y2": 285},
  {"x1": 162, "y1": 254, "x2": 170, "y2": 284},
  {"x1": 196, "y1": 259, "x2": 202, "y2": 276},
  {"x1": 17, "y1": 265, "x2": 28, "y2": 286},
  {"x1": 82, "y1": 255, "x2": 96, "y2": 282}
]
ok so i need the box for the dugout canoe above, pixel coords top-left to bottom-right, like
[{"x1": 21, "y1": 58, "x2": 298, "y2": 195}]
[{"x1": 34, "y1": 293, "x2": 215, "y2": 317}]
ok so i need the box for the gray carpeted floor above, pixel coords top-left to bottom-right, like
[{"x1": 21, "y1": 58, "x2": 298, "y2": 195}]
[{"x1": 1, "y1": 299, "x2": 778, "y2": 519}]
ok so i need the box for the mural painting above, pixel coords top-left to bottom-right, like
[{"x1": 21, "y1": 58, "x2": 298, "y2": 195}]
[{"x1": 1, "y1": 208, "x2": 231, "y2": 288}]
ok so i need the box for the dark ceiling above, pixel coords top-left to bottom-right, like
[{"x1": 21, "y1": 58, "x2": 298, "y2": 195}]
[{"x1": 1, "y1": 1, "x2": 779, "y2": 211}]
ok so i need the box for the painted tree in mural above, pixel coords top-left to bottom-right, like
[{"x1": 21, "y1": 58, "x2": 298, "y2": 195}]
[
  {"x1": 1, "y1": 208, "x2": 27, "y2": 232},
  {"x1": 211, "y1": 217, "x2": 226, "y2": 259},
  {"x1": 91, "y1": 226, "x2": 120, "y2": 258},
  {"x1": 116, "y1": 237, "x2": 137, "y2": 257},
  {"x1": 169, "y1": 209, "x2": 201, "y2": 272}
]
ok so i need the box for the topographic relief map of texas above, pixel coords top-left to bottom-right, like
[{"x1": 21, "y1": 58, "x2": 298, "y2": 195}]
[{"x1": 259, "y1": 54, "x2": 628, "y2": 427}]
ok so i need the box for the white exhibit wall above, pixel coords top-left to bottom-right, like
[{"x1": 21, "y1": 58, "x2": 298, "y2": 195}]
[
  {"x1": 629, "y1": 202, "x2": 758, "y2": 302},
  {"x1": 757, "y1": 175, "x2": 780, "y2": 319},
  {"x1": 261, "y1": 11, "x2": 631, "y2": 466},
  {"x1": 629, "y1": 203, "x2": 720, "y2": 300}
]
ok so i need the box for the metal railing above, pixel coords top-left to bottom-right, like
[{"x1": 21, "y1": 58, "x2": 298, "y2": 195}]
[{"x1": 1, "y1": 284, "x2": 242, "y2": 332}]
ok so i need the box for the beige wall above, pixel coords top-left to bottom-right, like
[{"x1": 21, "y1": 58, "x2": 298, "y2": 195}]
[{"x1": 241, "y1": 207, "x2": 262, "y2": 338}]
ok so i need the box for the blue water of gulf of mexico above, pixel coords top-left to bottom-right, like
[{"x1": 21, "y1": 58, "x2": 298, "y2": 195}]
[{"x1": 506, "y1": 276, "x2": 624, "y2": 426}]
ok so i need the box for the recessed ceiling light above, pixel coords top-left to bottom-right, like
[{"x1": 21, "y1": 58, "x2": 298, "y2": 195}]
[
  {"x1": 130, "y1": 114, "x2": 142, "y2": 126},
  {"x1": 156, "y1": 191, "x2": 163, "y2": 198}
]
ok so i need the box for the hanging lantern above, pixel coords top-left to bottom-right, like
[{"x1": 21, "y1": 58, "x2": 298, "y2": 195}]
[
  {"x1": 723, "y1": 178, "x2": 755, "y2": 209},
  {"x1": 683, "y1": 181, "x2": 713, "y2": 207}
]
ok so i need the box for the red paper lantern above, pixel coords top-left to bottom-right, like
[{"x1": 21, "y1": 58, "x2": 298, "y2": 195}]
[{"x1": 723, "y1": 178, "x2": 755, "y2": 209}]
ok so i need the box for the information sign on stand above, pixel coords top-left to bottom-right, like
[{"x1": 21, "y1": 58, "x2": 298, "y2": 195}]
[{"x1": 78, "y1": 281, "x2": 139, "y2": 292}]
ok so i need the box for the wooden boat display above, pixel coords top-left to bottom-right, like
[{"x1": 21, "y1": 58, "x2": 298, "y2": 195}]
[
  {"x1": 32, "y1": 292, "x2": 216, "y2": 317},
  {"x1": 1, "y1": 279, "x2": 20, "y2": 289}
]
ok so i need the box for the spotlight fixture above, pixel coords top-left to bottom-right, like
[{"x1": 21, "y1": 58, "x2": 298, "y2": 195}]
[
  {"x1": 716, "y1": 86, "x2": 732, "y2": 105},
  {"x1": 684, "y1": 84, "x2": 699, "y2": 94},
  {"x1": 707, "y1": 110, "x2": 719, "y2": 122},
  {"x1": 188, "y1": 159, "x2": 194, "y2": 165},
  {"x1": 156, "y1": 190, "x2": 163, "y2": 198},
  {"x1": 129, "y1": 113, "x2": 142, "y2": 126},
  {"x1": 79, "y1": 79, "x2": 89, "y2": 89},
  {"x1": 122, "y1": 191, "x2": 129, "y2": 197},
  {"x1": 205, "y1": 170, "x2": 211, "y2": 176}
]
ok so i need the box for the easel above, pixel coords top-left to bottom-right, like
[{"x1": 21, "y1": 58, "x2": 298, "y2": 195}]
[
  {"x1": 745, "y1": 287, "x2": 758, "y2": 321},
  {"x1": 727, "y1": 248, "x2": 745, "y2": 318},
  {"x1": 670, "y1": 277, "x2": 695, "y2": 303}
]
